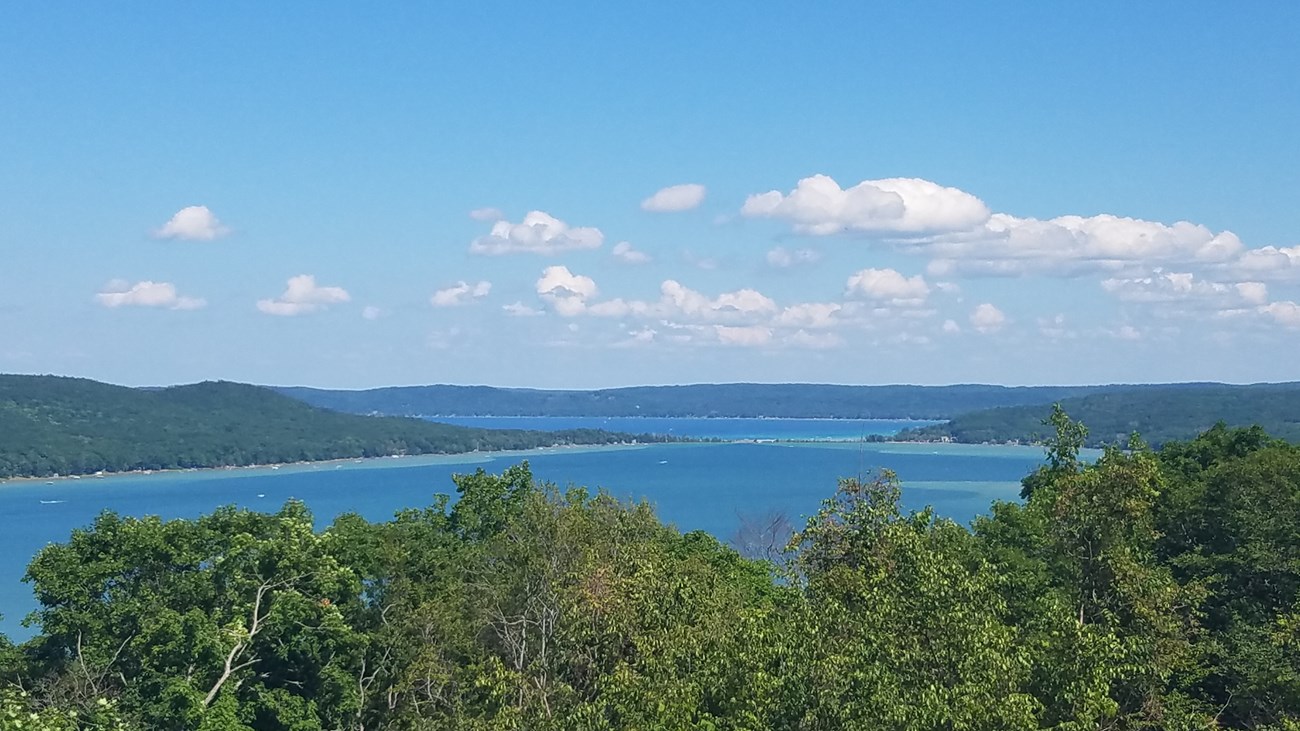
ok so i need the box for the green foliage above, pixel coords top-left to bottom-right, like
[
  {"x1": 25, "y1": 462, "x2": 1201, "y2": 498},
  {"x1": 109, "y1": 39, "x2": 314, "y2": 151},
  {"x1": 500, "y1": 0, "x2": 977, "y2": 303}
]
[
  {"x1": 277, "y1": 382, "x2": 1122, "y2": 419},
  {"x1": 5, "y1": 419, "x2": 1300, "y2": 728},
  {"x1": 0, "y1": 376, "x2": 680, "y2": 479},
  {"x1": 899, "y1": 383, "x2": 1300, "y2": 447},
  {"x1": 0, "y1": 687, "x2": 129, "y2": 730}
]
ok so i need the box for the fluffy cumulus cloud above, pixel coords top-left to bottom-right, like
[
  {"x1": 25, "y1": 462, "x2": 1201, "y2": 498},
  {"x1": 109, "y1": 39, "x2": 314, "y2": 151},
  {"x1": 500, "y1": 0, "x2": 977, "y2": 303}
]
[
  {"x1": 470, "y1": 211, "x2": 603, "y2": 255},
  {"x1": 969, "y1": 303, "x2": 1007, "y2": 333},
  {"x1": 1226, "y1": 244, "x2": 1300, "y2": 280},
  {"x1": 154, "y1": 206, "x2": 229, "y2": 241},
  {"x1": 925, "y1": 214, "x2": 1244, "y2": 277},
  {"x1": 742, "y1": 175, "x2": 990, "y2": 236},
  {"x1": 1260, "y1": 301, "x2": 1300, "y2": 328},
  {"x1": 95, "y1": 280, "x2": 205, "y2": 310},
  {"x1": 659, "y1": 280, "x2": 777, "y2": 323},
  {"x1": 1258, "y1": 300, "x2": 1300, "y2": 325},
  {"x1": 431, "y1": 280, "x2": 491, "y2": 307},
  {"x1": 741, "y1": 173, "x2": 1279, "y2": 285},
  {"x1": 536, "y1": 266, "x2": 599, "y2": 317},
  {"x1": 611, "y1": 241, "x2": 651, "y2": 264},
  {"x1": 845, "y1": 268, "x2": 930, "y2": 306},
  {"x1": 714, "y1": 324, "x2": 772, "y2": 347},
  {"x1": 1100, "y1": 271, "x2": 1268, "y2": 307},
  {"x1": 774, "y1": 302, "x2": 841, "y2": 329},
  {"x1": 257, "y1": 274, "x2": 350, "y2": 316},
  {"x1": 766, "y1": 246, "x2": 820, "y2": 269},
  {"x1": 641, "y1": 183, "x2": 707, "y2": 212},
  {"x1": 468, "y1": 207, "x2": 505, "y2": 222}
]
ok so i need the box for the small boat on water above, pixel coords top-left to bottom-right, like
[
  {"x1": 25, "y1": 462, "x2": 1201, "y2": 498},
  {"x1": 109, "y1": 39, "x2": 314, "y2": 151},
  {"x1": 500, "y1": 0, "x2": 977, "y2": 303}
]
[
  {"x1": 39, "y1": 500, "x2": 65, "y2": 505},
  {"x1": 256, "y1": 493, "x2": 266, "y2": 498}
]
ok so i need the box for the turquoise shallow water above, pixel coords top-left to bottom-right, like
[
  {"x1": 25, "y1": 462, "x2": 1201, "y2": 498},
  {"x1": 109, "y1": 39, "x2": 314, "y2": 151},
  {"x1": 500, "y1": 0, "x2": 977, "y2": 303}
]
[{"x1": 0, "y1": 423, "x2": 1052, "y2": 639}]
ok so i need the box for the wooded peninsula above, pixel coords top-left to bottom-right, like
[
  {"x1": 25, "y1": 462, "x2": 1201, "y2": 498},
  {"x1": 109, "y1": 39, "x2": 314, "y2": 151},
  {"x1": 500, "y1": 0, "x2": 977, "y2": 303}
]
[{"x1": 0, "y1": 376, "x2": 678, "y2": 480}]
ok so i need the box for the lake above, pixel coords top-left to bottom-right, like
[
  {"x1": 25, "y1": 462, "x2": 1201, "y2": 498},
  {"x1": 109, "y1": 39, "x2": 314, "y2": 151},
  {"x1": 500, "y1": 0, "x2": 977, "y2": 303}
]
[{"x1": 0, "y1": 418, "x2": 1051, "y2": 639}]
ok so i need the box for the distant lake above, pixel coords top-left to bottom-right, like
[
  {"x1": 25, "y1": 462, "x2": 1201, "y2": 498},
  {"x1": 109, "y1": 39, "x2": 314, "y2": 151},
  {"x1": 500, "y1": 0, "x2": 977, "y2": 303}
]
[
  {"x1": 0, "y1": 419, "x2": 1054, "y2": 640},
  {"x1": 429, "y1": 416, "x2": 938, "y2": 441}
]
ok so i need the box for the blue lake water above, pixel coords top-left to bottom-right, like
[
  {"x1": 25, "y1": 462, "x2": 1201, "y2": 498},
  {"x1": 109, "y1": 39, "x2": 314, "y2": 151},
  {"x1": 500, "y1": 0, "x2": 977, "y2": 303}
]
[{"x1": 0, "y1": 419, "x2": 1053, "y2": 640}]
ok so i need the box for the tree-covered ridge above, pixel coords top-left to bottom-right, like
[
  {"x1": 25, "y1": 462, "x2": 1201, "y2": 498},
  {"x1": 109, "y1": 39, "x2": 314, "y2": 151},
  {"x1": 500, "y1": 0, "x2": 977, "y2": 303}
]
[
  {"x1": 274, "y1": 382, "x2": 1134, "y2": 419},
  {"x1": 897, "y1": 383, "x2": 1300, "y2": 446},
  {"x1": 3, "y1": 420, "x2": 1300, "y2": 729},
  {"x1": 0, "y1": 375, "x2": 677, "y2": 479}
]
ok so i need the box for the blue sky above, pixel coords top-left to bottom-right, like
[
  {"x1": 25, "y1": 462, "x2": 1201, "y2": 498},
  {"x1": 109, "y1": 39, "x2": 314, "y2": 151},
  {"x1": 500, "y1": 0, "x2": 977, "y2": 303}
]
[{"x1": 2, "y1": 3, "x2": 1298, "y2": 388}]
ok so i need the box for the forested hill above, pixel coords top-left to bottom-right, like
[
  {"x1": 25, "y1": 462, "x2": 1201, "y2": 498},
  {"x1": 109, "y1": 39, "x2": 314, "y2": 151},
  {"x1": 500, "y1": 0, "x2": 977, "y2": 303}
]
[
  {"x1": 274, "y1": 382, "x2": 1127, "y2": 418},
  {"x1": 897, "y1": 382, "x2": 1300, "y2": 446},
  {"x1": 0, "y1": 375, "x2": 670, "y2": 479}
]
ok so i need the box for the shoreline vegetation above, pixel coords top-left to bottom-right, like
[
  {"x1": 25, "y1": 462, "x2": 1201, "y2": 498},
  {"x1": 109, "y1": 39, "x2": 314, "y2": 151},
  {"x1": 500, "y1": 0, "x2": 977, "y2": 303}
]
[
  {"x1": 896, "y1": 382, "x2": 1300, "y2": 447},
  {"x1": 0, "y1": 441, "x2": 661, "y2": 486},
  {"x1": 6, "y1": 373, "x2": 1299, "y2": 480},
  {"x1": 0, "y1": 376, "x2": 688, "y2": 481}
]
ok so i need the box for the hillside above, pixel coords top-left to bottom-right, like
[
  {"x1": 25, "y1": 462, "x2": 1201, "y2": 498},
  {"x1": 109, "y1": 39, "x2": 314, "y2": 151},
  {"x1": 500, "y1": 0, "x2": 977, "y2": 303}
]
[
  {"x1": 273, "y1": 382, "x2": 1129, "y2": 419},
  {"x1": 897, "y1": 383, "x2": 1300, "y2": 446},
  {"x1": 0, "y1": 375, "x2": 671, "y2": 479}
]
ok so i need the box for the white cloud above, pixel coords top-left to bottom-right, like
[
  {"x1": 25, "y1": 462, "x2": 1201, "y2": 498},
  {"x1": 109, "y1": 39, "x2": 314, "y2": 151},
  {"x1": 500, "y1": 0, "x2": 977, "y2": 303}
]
[
  {"x1": 927, "y1": 214, "x2": 1244, "y2": 277},
  {"x1": 660, "y1": 280, "x2": 777, "y2": 323},
  {"x1": 1226, "y1": 244, "x2": 1300, "y2": 280},
  {"x1": 361, "y1": 305, "x2": 383, "y2": 320},
  {"x1": 154, "y1": 206, "x2": 229, "y2": 241},
  {"x1": 845, "y1": 268, "x2": 930, "y2": 306},
  {"x1": 470, "y1": 211, "x2": 603, "y2": 255},
  {"x1": 774, "y1": 302, "x2": 841, "y2": 329},
  {"x1": 714, "y1": 324, "x2": 772, "y2": 347},
  {"x1": 941, "y1": 319, "x2": 961, "y2": 334},
  {"x1": 95, "y1": 280, "x2": 206, "y2": 310},
  {"x1": 1112, "y1": 324, "x2": 1143, "y2": 341},
  {"x1": 587, "y1": 298, "x2": 646, "y2": 318},
  {"x1": 1100, "y1": 271, "x2": 1267, "y2": 307},
  {"x1": 536, "y1": 266, "x2": 599, "y2": 317},
  {"x1": 641, "y1": 183, "x2": 706, "y2": 212},
  {"x1": 503, "y1": 301, "x2": 544, "y2": 317},
  {"x1": 766, "y1": 246, "x2": 821, "y2": 269},
  {"x1": 615, "y1": 327, "x2": 658, "y2": 347},
  {"x1": 742, "y1": 175, "x2": 990, "y2": 236},
  {"x1": 468, "y1": 207, "x2": 505, "y2": 222},
  {"x1": 969, "y1": 303, "x2": 1007, "y2": 333},
  {"x1": 256, "y1": 274, "x2": 351, "y2": 316},
  {"x1": 1260, "y1": 301, "x2": 1300, "y2": 328},
  {"x1": 431, "y1": 280, "x2": 492, "y2": 307},
  {"x1": 1236, "y1": 282, "x2": 1269, "y2": 306},
  {"x1": 611, "y1": 241, "x2": 651, "y2": 264}
]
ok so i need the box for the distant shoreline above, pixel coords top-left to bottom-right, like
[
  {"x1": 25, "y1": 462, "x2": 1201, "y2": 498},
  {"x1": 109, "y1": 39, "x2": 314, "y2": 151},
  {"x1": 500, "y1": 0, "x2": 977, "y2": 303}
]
[
  {"x1": 421, "y1": 415, "x2": 942, "y2": 422},
  {"x1": 0, "y1": 437, "x2": 1050, "y2": 488},
  {"x1": 0, "y1": 441, "x2": 663, "y2": 487}
]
